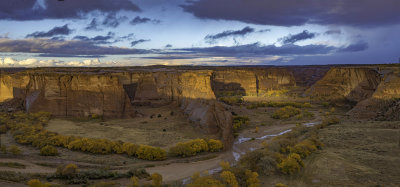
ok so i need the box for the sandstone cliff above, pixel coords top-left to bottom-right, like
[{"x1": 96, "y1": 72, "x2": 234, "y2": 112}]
[
  {"x1": 306, "y1": 67, "x2": 381, "y2": 102},
  {"x1": 348, "y1": 69, "x2": 400, "y2": 119},
  {"x1": 211, "y1": 68, "x2": 296, "y2": 96},
  {"x1": 0, "y1": 69, "x2": 234, "y2": 146}
]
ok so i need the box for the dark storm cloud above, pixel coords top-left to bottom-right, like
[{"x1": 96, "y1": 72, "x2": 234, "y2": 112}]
[
  {"x1": 176, "y1": 42, "x2": 336, "y2": 57},
  {"x1": 0, "y1": 38, "x2": 150, "y2": 55},
  {"x1": 279, "y1": 30, "x2": 317, "y2": 44},
  {"x1": 26, "y1": 24, "x2": 73, "y2": 38},
  {"x1": 131, "y1": 39, "x2": 150, "y2": 47},
  {"x1": 37, "y1": 54, "x2": 106, "y2": 58},
  {"x1": 129, "y1": 16, "x2": 161, "y2": 25},
  {"x1": 73, "y1": 32, "x2": 116, "y2": 44},
  {"x1": 338, "y1": 41, "x2": 369, "y2": 52},
  {"x1": 205, "y1": 26, "x2": 255, "y2": 44},
  {"x1": 102, "y1": 13, "x2": 128, "y2": 28},
  {"x1": 85, "y1": 18, "x2": 102, "y2": 31},
  {"x1": 181, "y1": 0, "x2": 400, "y2": 27},
  {"x1": 324, "y1": 29, "x2": 342, "y2": 35},
  {"x1": 0, "y1": 0, "x2": 141, "y2": 20}
]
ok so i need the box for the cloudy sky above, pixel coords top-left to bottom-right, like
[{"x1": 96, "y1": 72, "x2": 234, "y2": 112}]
[{"x1": 0, "y1": 0, "x2": 399, "y2": 67}]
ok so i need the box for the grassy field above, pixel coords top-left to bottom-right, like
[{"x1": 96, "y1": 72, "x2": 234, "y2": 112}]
[{"x1": 260, "y1": 120, "x2": 400, "y2": 187}]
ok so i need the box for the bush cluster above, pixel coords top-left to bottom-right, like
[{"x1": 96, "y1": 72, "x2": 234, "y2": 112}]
[
  {"x1": 247, "y1": 101, "x2": 311, "y2": 109},
  {"x1": 8, "y1": 145, "x2": 21, "y2": 155},
  {"x1": 50, "y1": 165, "x2": 150, "y2": 185},
  {"x1": 3, "y1": 112, "x2": 167, "y2": 161},
  {"x1": 238, "y1": 116, "x2": 339, "y2": 176},
  {"x1": 272, "y1": 106, "x2": 301, "y2": 119},
  {"x1": 187, "y1": 161, "x2": 260, "y2": 187},
  {"x1": 219, "y1": 96, "x2": 244, "y2": 105},
  {"x1": 233, "y1": 115, "x2": 250, "y2": 134},
  {"x1": 40, "y1": 145, "x2": 58, "y2": 156},
  {"x1": 27, "y1": 179, "x2": 52, "y2": 187},
  {"x1": 277, "y1": 153, "x2": 304, "y2": 175},
  {"x1": 136, "y1": 145, "x2": 166, "y2": 161},
  {"x1": 55, "y1": 164, "x2": 79, "y2": 178},
  {"x1": 169, "y1": 138, "x2": 223, "y2": 157}
]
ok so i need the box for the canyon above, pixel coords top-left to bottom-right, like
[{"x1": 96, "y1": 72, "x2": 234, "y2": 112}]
[{"x1": 1, "y1": 65, "x2": 400, "y2": 146}]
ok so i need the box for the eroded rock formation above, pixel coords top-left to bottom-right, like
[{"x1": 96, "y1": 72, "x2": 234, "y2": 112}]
[{"x1": 306, "y1": 67, "x2": 381, "y2": 102}]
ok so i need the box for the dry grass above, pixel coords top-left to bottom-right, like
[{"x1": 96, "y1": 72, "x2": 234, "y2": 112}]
[
  {"x1": 46, "y1": 105, "x2": 216, "y2": 149},
  {"x1": 260, "y1": 120, "x2": 400, "y2": 187}
]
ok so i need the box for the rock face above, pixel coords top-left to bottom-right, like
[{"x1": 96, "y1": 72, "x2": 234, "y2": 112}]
[
  {"x1": 0, "y1": 69, "x2": 234, "y2": 146},
  {"x1": 306, "y1": 68, "x2": 381, "y2": 102},
  {"x1": 211, "y1": 68, "x2": 296, "y2": 96},
  {"x1": 25, "y1": 73, "x2": 134, "y2": 118},
  {"x1": 348, "y1": 71, "x2": 400, "y2": 119}
]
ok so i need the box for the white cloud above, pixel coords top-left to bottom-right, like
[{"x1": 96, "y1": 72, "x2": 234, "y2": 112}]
[{"x1": 0, "y1": 58, "x2": 107, "y2": 67}]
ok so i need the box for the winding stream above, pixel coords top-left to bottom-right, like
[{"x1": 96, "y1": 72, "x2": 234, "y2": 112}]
[{"x1": 182, "y1": 121, "x2": 321, "y2": 184}]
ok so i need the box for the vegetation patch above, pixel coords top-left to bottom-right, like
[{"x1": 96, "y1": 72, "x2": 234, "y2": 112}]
[
  {"x1": 233, "y1": 115, "x2": 250, "y2": 136},
  {"x1": 271, "y1": 106, "x2": 301, "y2": 119},
  {"x1": 247, "y1": 101, "x2": 311, "y2": 109},
  {"x1": 0, "y1": 162, "x2": 26, "y2": 169},
  {"x1": 169, "y1": 138, "x2": 223, "y2": 157},
  {"x1": 238, "y1": 116, "x2": 339, "y2": 177},
  {"x1": 219, "y1": 96, "x2": 244, "y2": 105},
  {"x1": 40, "y1": 145, "x2": 58, "y2": 156},
  {"x1": 1, "y1": 112, "x2": 167, "y2": 161}
]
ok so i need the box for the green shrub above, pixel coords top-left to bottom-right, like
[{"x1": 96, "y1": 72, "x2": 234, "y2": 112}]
[
  {"x1": 40, "y1": 145, "x2": 58, "y2": 156},
  {"x1": 8, "y1": 145, "x2": 21, "y2": 155},
  {"x1": 0, "y1": 162, "x2": 26, "y2": 169},
  {"x1": 56, "y1": 164, "x2": 79, "y2": 178},
  {"x1": 0, "y1": 145, "x2": 6, "y2": 153},
  {"x1": 247, "y1": 101, "x2": 311, "y2": 109},
  {"x1": 219, "y1": 96, "x2": 243, "y2": 105},
  {"x1": 89, "y1": 181, "x2": 117, "y2": 187},
  {"x1": 127, "y1": 168, "x2": 150, "y2": 179},
  {"x1": 272, "y1": 106, "x2": 301, "y2": 119},
  {"x1": 0, "y1": 170, "x2": 27, "y2": 182},
  {"x1": 233, "y1": 116, "x2": 250, "y2": 133}
]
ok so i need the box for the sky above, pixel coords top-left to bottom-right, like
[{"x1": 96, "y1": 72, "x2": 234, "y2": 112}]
[{"x1": 0, "y1": 0, "x2": 399, "y2": 67}]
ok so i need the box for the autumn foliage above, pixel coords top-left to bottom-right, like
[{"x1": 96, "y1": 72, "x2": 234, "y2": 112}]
[
  {"x1": 1, "y1": 112, "x2": 167, "y2": 161},
  {"x1": 169, "y1": 138, "x2": 223, "y2": 157}
]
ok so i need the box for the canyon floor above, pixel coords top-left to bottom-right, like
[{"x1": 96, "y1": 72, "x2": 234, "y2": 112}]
[{"x1": 1, "y1": 102, "x2": 399, "y2": 187}]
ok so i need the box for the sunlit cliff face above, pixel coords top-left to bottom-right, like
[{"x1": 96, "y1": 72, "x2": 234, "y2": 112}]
[{"x1": 0, "y1": 0, "x2": 400, "y2": 66}]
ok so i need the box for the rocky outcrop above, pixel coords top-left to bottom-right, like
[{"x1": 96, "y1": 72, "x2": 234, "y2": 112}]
[
  {"x1": 306, "y1": 68, "x2": 381, "y2": 102},
  {"x1": 348, "y1": 71, "x2": 400, "y2": 119},
  {"x1": 117, "y1": 70, "x2": 234, "y2": 146}
]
